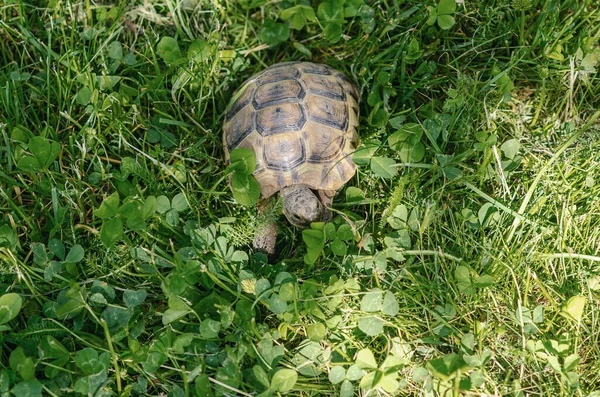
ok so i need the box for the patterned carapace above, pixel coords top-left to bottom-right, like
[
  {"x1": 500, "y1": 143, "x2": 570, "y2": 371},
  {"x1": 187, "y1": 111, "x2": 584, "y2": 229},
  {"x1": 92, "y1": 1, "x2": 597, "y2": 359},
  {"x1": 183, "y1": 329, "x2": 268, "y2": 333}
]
[{"x1": 223, "y1": 62, "x2": 360, "y2": 199}]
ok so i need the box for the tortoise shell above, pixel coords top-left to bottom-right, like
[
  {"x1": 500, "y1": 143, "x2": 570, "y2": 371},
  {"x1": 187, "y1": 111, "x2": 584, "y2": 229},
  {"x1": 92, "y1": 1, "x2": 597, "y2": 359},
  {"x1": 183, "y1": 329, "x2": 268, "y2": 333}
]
[{"x1": 223, "y1": 62, "x2": 360, "y2": 198}]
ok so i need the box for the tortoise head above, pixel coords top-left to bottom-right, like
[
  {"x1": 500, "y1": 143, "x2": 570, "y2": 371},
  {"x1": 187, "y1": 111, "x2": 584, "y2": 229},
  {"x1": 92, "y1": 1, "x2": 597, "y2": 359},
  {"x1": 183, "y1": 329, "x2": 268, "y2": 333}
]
[{"x1": 280, "y1": 186, "x2": 322, "y2": 227}]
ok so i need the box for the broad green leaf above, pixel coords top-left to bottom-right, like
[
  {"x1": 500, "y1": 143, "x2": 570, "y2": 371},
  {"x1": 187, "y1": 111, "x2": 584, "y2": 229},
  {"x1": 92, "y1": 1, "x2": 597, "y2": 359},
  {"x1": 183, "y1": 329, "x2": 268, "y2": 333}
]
[
  {"x1": 10, "y1": 380, "x2": 43, "y2": 397},
  {"x1": 0, "y1": 224, "x2": 18, "y2": 251},
  {"x1": 323, "y1": 22, "x2": 343, "y2": 42},
  {"x1": 454, "y1": 265, "x2": 470, "y2": 283},
  {"x1": 231, "y1": 173, "x2": 261, "y2": 206},
  {"x1": 229, "y1": 148, "x2": 257, "y2": 174},
  {"x1": 437, "y1": 0, "x2": 456, "y2": 15},
  {"x1": 65, "y1": 245, "x2": 84, "y2": 264},
  {"x1": 259, "y1": 20, "x2": 290, "y2": 45},
  {"x1": 75, "y1": 348, "x2": 101, "y2": 375},
  {"x1": 461, "y1": 333, "x2": 475, "y2": 351},
  {"x1": 143, "y1": 351, "x2": 168, "y2": 374},
  {"x1": 412, "y1": 366, "x2": 430, "y2": 382},
  {"x1": 564, "y1": 353, "x2": 580, "y2": 371},
  {"x1": 381, "y1": 355, "x2": 406, "y2": 372},
  {"x1": 370, "y1": 156, "x2": 396, "y2": 179},
  {"x1": 388, "y1": 123, "x2": 422, "y2": 147},
  {"x1": 29, "y1": 136, "x2": 61, "y2": 169},
  {"x1": 399, "y1": 141, "x2": 425, "y2": 163},
  {"x1": 165, "y1": 208, "x2": 180, "y2": 227},
  {"x1": 258, "y1": 338, "x2": 285, "y2": 368},
  {"x1": 17, "y1": 156, "x2": 40, "y2": 171},
  {"x1": 278, "y1": 284, "x2": 295, "y2": 302},
  {"x1": 377, "y1": 71, "x2": 391, "y2": 85},
  {"x1": 473, "y1": 274, "x2": 494, "y2": 288},
  {"x1": 268, "y1": 293, "x2": 287, "y2": 314},
  {"x1": 171, "y1": 193, "x2": 189, "y2": 212},
  {"x1": 143, "y1": 196, "x2": 157, "y2": 218},
  {"x1": 405, "y1": 38, "x2": 423, "y2": 63},
  {"x1": 533, "y1": 305, "x2": 544, "y2": 323},
  {"x1": 307, "y1": 323, "x2": 326, "y2": 341},
  {"x1": 118, "y1": 201, "x2": 142, "y2": 219},
  {"x1": 463, "y1": 353, "x2": 481, "y2": 367},
  {"x1": 501, "y1": 139, "x2": 520, "y2": 159},
  {"x1": 255, "y1": 279, "x2": 272, "y2": 298},
  {"x1": 329, "y1": 366, "x2": 346, "y2": 384},
  {"x1": 280, "y1": 5, "x2": 315, "y2": 29},
  {"x1": 48, "y1": 239, "x2": 65, "y2": 260},
  {"x1": 382, "y1": 291, "x2": 399, "y2": 316},
  {"x1": 303, "y1": 228, "x2": 325, "y2": 248},
  {"x1": 353, "y1": 141, "x2": 379, "y2": 165},
  {"x1": 443, "y1": 166, "x2": 462, "y2": 180},
  {"x1": 324, "y1": 222, "x2": 336, "y2": 240},
  {"x1": 478, "y1": 203, "x2": 498, "y2": 227},
  {"x1": 156, "y1": 195, "x2": 171, "y2": 214},
  {"x1": 97, "y1": 75, "x2": 121, "y2": 90},
  {"x1": 470, "y1": 369, "x2": 485, "y2": 387},
  {"x1": 330, "y1": 239, "x2": 347, "y2": 256},
  {"x1": 271, "y1": 368, "x2": 297, "y2": 392},
  {"x1": 337, "y1": 224, "x2": 354, "y2": 241},
  {"x1": 95, "y1": 192, "x2": 120, "y2": 219},
  {"x1": 101, "y1": 305, "x2": 132, "y2": 328},
  {"x1": 10, "y1": 347, "x2": 35, "y2": 380},
  {"x1": 318, "y1": 1, "x2": 344, "y2": 22},
  {"x1": 100, "y1": 216, "x2": 123, "y2": 246},
  {"x1": 200, "y1": 319, "x2": 221, "y2": 339},
  {"x1": 355, "y1": 349, "x2": 377, "y2": 370},
  {"x1": 361, "y1": 289, "x2": 383, "y2": 312},
  {"x1": 123, "y1": 289, "x2": 147, "y2": 307},
  {"x1": 388, "y1": 205, "x2": 408, "y2": 229},
  {"x1": 437, "y1": 14, "x2": 455, "y2": 29},
  {"x1": 156, "y1": 37, "x2": 182, "y2": 63},
  {"x1": 561, "y1": 296, "x2": 587, "y2": 323},
  {"x1": 195, "y1": 374, "x2": 213, "y2": 396},
  {"x1": 56, "y1": 298, "x2": 84, "y2": 319},
  {"x1": 0, "y1": 293, "x2": 23, "y2": 325},
  {"x1": 162, "y1": 308, "x2": 189, "y2": 324},
  {"x1": 547, "y1": 355, "x2": 561, "y2": 372},
  {"x1": 76, "y1": 86, "x2": 92, "y2": 105},
  {"x1": 370, "y1": 108, "x2": 388, "y2": 126},
  {"x1": 251, "y1": 365, "x2": 270, "y2": 389},
  {"x1": 346, "y1": 364, "x2": 365, "y2": 380},
  {"x1": 188, "y1": 39, "x2": 210, "y2": 60},
  {"x1": 360, "y1": 372, "x2": 399, "y2": 392},
  {"x1": 426, "y1": 353, "x2": 468, "y2": 381},
  {"x1": 88, "y1": 293, "x2": 108, "y2": 307},
  {"x1": 426, "y1": 7, "x2": 438, "y2": 25},
  {"x1": 340, "y1": 379, "x2": 354, "y2": 397},
  {"x1": 359, "y1": 316, "x2": 384, "y2": 335},
  {"x1": 345, "y1": 186, "x2": 364, "y2": 202},
  {"x1": 40, "y1": 336, "x2": 70, "y2": 359},
  {"x1": 168, "y1": 295, "x2": 189, "y2": 311},
  {"x1": 107, "y1": 41, "x2": 123, "y2": 60}
]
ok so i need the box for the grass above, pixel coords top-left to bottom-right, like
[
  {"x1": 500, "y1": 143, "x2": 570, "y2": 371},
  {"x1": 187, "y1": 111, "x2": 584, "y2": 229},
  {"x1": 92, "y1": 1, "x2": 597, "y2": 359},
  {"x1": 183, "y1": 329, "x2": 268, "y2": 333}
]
[{"x1": 1, "y1": 0, "x2": 600, "y2": 395}]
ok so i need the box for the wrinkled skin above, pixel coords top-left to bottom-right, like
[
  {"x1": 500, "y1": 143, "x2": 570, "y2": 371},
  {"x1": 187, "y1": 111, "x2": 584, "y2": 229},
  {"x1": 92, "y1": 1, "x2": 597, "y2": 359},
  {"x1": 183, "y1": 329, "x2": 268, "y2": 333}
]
[
  {"x1": 253, "y1": 186, "x2": 335, "y2": 256},
  {"x1": 280, "y1": 186, "x2": 322, "y2": 227}
]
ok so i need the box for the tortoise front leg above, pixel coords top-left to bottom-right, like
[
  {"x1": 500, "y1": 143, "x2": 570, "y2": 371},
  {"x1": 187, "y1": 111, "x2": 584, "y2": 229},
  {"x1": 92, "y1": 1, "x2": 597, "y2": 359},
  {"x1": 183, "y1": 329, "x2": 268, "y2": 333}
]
[
  {"x1": 253, "y1": 198, "x2": 278, "y2": 256},
  {"x1": 318, "y1": 189, "x2": 336, "y2": 222}
]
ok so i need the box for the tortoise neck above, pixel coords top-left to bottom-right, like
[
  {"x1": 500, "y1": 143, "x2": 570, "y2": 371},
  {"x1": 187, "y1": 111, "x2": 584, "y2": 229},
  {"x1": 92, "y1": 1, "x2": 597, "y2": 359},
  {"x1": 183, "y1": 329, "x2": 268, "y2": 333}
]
[{"x1": 280, "y1": 185, "x2": 311, "y2": 198}]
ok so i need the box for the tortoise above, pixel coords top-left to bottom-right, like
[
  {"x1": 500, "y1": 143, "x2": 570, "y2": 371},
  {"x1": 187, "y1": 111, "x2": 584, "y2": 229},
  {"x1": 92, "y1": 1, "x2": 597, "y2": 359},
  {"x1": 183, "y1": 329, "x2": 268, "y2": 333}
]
[{"x1": 223, "y1": 61, "x2": 360, "y2": 254}]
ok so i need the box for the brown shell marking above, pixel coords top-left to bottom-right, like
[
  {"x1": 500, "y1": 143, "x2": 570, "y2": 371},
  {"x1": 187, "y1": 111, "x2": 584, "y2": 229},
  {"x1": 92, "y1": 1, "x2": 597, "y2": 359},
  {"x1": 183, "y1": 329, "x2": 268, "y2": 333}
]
[{"x1": 223, "y1": 62, "x2": 360, "y2": 198}]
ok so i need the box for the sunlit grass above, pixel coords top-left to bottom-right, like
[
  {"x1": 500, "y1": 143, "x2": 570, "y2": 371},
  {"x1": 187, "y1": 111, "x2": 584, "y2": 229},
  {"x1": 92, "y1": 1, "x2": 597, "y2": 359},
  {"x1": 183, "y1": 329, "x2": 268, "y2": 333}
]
[{"x1": 0, "y1": 0, "x2": 599, "y2": 395}]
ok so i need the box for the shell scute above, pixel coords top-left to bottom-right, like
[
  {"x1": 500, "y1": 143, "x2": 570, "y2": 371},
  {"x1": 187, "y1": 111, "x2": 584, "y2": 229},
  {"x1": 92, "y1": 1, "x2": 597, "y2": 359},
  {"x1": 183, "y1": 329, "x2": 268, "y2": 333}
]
[
  {"x1": 256, "y1": 103, "x2": 307, "y2": 136},
  {"x1": 253, "y1": 79, "x2": 306, "y2": 109},
  {"x1": 262, "y1": 131, "x2": 306, "y2": 171}
]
